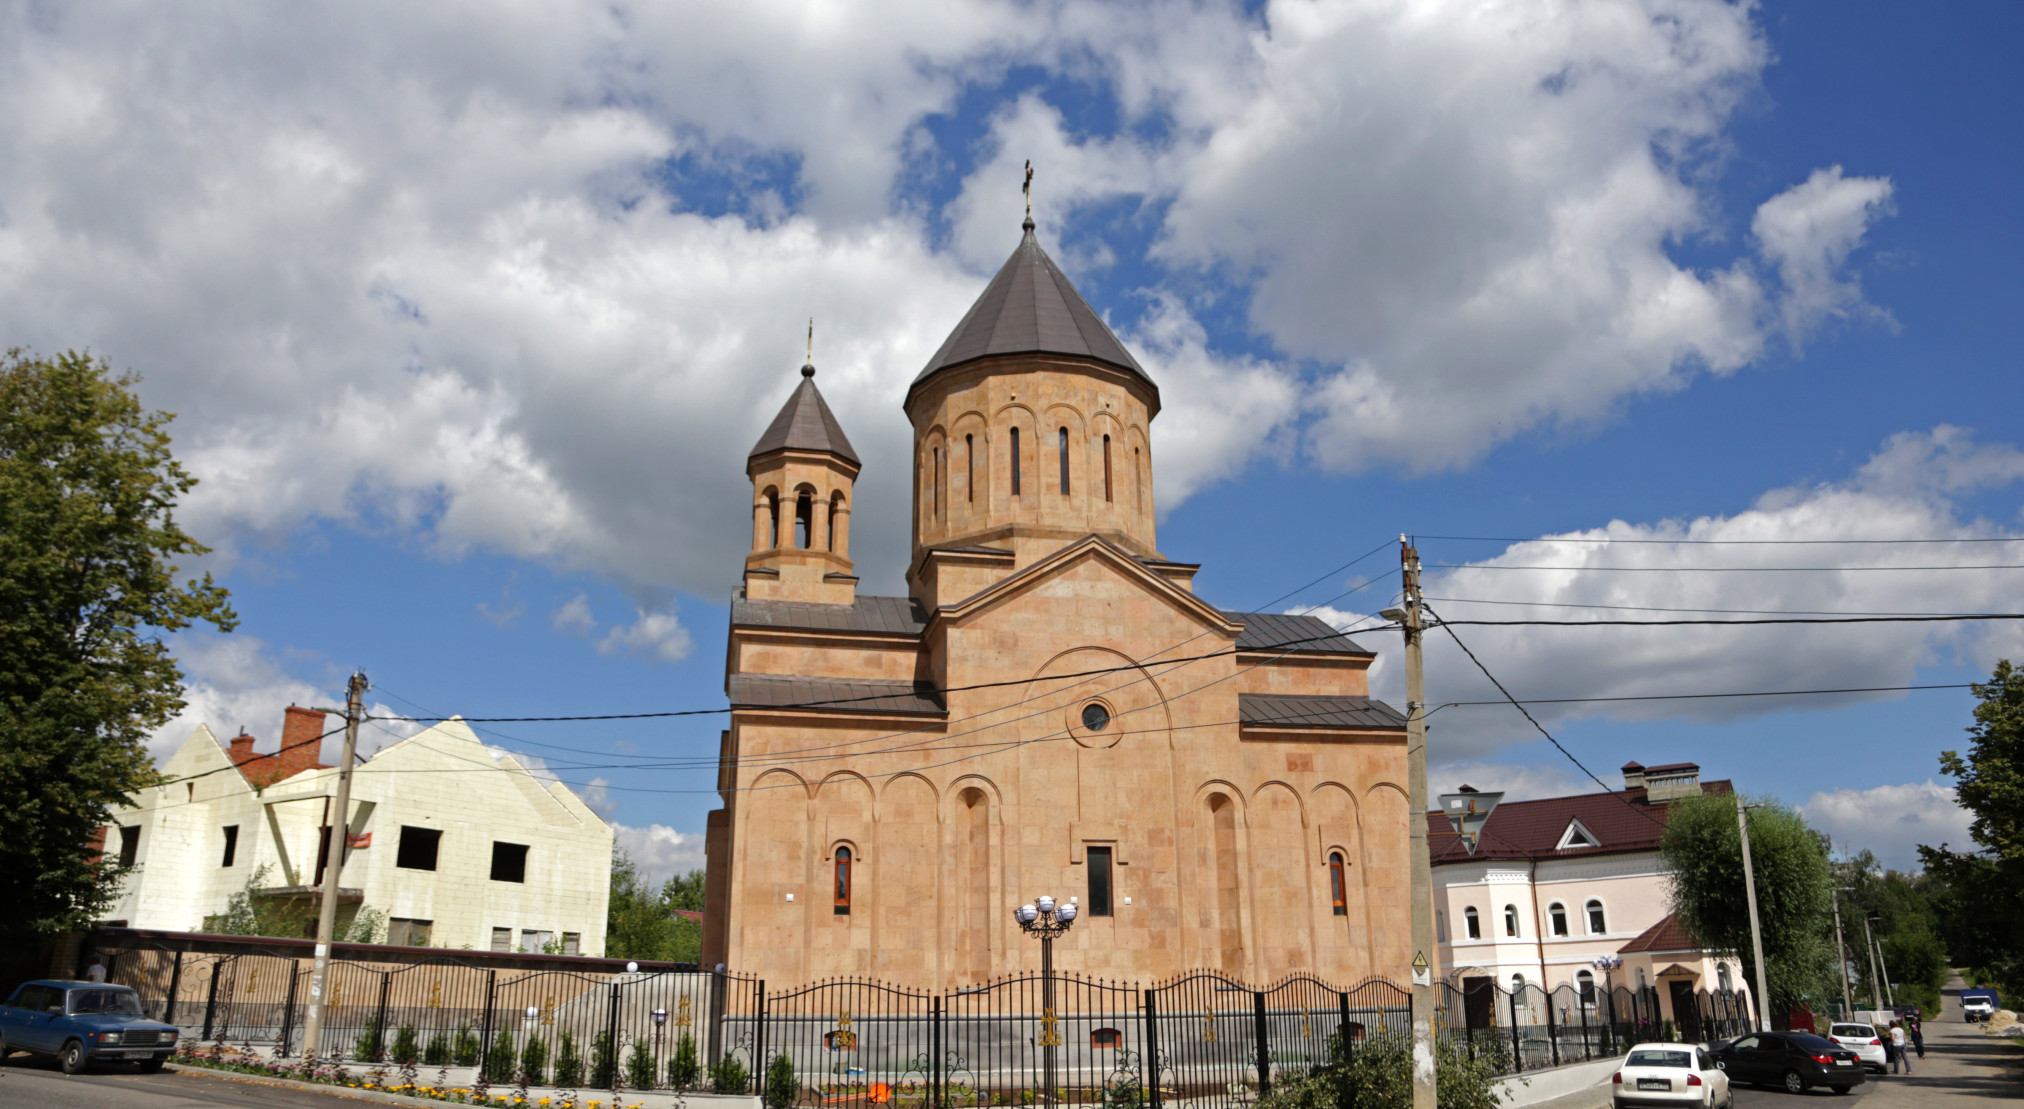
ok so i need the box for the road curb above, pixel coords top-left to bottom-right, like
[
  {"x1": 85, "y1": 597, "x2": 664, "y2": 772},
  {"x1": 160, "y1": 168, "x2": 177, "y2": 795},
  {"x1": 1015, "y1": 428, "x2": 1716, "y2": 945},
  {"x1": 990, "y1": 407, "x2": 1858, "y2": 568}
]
[{"x1": 162, "y1": 1062, "x2": 645, "y2": 1107}]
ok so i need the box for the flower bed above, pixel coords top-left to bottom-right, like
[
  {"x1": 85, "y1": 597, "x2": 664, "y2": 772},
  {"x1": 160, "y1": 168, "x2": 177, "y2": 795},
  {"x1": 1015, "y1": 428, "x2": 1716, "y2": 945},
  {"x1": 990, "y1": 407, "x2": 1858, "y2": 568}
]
[{"x1": 171, "y1": 1040, "x2": 654, "y2": 1109}]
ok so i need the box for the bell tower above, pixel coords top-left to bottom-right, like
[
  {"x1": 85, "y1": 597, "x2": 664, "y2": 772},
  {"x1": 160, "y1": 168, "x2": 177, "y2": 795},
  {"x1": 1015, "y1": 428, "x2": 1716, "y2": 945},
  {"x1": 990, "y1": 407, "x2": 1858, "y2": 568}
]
[{"x1": 745, "y1": 359, "x2": 859, "y2": 605}]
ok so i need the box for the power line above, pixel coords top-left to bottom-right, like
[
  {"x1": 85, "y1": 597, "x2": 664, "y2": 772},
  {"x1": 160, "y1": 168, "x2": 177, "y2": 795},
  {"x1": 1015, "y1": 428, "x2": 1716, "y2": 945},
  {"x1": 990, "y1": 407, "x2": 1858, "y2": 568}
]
[
  {"x1": 1432, "y1": 613, "x2": 2024, "y2": 627},
  {"x1": 1423, "y1": 596, "x2": 2010, "y2": 618},
  {"x1": 1420, "y1": 535, "x2": 2024, "y2": 546},
  {"x1": 1428, "y1": 683, "x2": 1973, "y2": 713},
  {"x1": 1428, "y1": 563, "x2": 2024, "y2": 573}
]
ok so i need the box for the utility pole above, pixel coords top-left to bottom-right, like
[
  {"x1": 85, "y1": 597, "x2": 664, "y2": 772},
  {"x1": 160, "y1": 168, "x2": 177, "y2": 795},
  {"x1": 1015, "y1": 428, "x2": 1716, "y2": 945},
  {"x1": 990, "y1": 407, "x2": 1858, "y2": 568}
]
[
  {"x1": 1870, "y1": 918, "x2": 1895, "y2": 1008},
  {"x1": 1735, "y1": 798, "x2": 1772, "y2": 1032},
  {"x1": 1859, "y1": 914, "x2": 1883, "y2": 1011},
  {"x1": 299, "y1": 670, "x2": 367, "y2": 1060},
  {"x1": 1400, "y1": 536, "x2": 1436, "y2": 1109},
  {"x1": 1831, "y1": 888, "x2": 1855, "y2": 1016}
]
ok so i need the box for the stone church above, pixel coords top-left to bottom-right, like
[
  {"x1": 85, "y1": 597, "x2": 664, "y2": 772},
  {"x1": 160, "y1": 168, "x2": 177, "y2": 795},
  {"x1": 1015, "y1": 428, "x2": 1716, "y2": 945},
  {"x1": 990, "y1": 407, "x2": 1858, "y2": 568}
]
[{"x1": 699, "y1": 215, "x2": 1410, "y2": 990}]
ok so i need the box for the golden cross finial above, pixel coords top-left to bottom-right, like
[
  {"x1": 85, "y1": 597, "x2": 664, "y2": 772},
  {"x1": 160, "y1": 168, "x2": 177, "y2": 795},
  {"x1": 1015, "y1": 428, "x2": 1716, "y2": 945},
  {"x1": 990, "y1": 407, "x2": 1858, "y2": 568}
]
[
  {"x1": 1023, "y1": 160, "x2": 1034, "y2": 217},
  {"x1": 807, "y1": 318, "x2": 814, "y2": 362}
]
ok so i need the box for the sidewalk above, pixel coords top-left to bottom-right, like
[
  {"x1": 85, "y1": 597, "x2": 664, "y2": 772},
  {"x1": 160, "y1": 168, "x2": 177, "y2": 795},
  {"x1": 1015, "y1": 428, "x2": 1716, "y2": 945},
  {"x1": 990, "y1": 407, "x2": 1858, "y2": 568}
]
[{"x1": 1851, "y1": 985, "x2": 2022, "y2": 1105}]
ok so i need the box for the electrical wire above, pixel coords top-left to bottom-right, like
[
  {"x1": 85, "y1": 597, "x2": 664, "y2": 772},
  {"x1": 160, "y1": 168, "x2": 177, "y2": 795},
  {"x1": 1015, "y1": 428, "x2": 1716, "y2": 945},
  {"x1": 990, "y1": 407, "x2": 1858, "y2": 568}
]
[
  {"x1": 1425, "y1": 683, "x2": 1973, "y2": 714},
  {"x1": 1423, "y1": 596, "x2": 2010, "y2": 618},
  {"x1": 1428, "y1": 563, "x2": 2024, "y2": 573},
  {"x1": 1431, "y1": 613, "x2": 2024, "y2": 627},
  {"x1": 1419, "y1": 535, "x2": 2024, "y2": 546}
]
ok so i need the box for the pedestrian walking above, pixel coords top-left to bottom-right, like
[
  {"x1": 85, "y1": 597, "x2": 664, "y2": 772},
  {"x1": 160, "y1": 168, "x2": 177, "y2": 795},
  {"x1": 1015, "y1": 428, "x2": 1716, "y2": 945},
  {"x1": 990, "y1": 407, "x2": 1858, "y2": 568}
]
[
  {"x1": 1910, "y1": 1017, "x2": 1924, "y2": 1060},
  {"x1": 1889, "y1": 1021, "x2": 1910, "y2": 1074},
  {"x1": 84, "y1": 956, "x2": 106, "y2": 983}
]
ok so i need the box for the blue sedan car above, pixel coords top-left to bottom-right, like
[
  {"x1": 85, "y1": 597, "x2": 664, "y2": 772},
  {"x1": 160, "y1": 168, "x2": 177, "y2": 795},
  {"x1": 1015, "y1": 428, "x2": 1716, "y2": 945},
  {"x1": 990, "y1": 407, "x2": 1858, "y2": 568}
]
[{"x1": 0, "y1": 980, "x2": 180, "y2": 1073}]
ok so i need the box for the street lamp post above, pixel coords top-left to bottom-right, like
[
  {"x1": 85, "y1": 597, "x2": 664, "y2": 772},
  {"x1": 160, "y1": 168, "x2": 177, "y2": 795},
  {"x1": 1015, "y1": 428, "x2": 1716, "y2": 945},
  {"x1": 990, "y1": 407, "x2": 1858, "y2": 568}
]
[
  {"x1": 1591, "y1": 956, "x2": 1622, "y2": 1051},
  {"x1": 654, "y1": 1007, "x2": 668, "y2": 1058},
  {"x1": 1015, "y1": 894, "x2": 1079, "y2": 1107}
]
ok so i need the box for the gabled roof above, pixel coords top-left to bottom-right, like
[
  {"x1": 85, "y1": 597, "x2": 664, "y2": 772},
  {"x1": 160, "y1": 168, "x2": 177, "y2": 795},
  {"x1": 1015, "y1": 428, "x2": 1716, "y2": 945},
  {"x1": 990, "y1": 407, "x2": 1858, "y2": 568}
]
[
  {"x1": 910, "y1": 221, "x2": 1153, "y2": 403},
  {"x1": 750, "y1": 365, "x2": 858, "y2": 465},
  {"x1": 1429, "y1": 779, "x2": 1732, "y2": 864},
  {"x1": 1618, "y1": 912, "x2": 1706, "y2": 956}
]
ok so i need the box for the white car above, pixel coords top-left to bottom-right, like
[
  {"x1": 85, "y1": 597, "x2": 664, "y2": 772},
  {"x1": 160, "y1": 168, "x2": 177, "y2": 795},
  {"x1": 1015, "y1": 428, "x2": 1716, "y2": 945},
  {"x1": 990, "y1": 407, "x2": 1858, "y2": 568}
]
[
  {"x1": 1612, "y1": 1042, "x2": 1733, "y2": 1109},
  {"x1": 1825, "y1": 1023, "x2": 1887, "y2": 1072},
  {"x1": 1962, "y1": 996, "x2": 1996, "y2": 1022}
]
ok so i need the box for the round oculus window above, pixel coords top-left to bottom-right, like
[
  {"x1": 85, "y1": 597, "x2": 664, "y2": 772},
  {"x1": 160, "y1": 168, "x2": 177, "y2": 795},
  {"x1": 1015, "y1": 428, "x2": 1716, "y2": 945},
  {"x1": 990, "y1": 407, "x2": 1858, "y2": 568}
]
[{"x1": 1081, "y1": 702, "x2": 1111, "y2": 732}]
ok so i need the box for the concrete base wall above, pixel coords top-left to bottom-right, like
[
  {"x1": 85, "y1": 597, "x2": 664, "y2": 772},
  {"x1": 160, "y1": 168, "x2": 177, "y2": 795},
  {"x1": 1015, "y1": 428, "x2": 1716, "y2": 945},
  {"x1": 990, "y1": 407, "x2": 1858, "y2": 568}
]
[{"x1": 1495, "y1": 1055, "x2": 1622, "y2": 1107}]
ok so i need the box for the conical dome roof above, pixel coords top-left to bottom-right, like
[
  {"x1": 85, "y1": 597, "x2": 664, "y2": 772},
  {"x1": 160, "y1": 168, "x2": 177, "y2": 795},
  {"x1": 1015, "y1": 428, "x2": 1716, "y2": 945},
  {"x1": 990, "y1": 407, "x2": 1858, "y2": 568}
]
[
  {"x1": 749, "y1": 364, "x2": 858, "y2": 466},
  {"x1": 909, "y1": 220, "x2": 1153, "y2": 403}
]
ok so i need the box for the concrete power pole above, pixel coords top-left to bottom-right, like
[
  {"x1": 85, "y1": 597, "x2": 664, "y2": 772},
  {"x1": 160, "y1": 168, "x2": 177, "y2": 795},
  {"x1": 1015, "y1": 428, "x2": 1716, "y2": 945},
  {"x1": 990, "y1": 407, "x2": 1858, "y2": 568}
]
[
  {"x1": 1401, "y1": 537, "x2": 1437, "y2": 1109},
  {"x1": 1735, "y1": 798, "x2": 1773, "y2": 1032},
  {"x1": 299, "y1": 670, "x2": 367, "y2": 1060},
  {"x1": 1831, "y1": 889, "x2": 1854, "y2": 1016},
  {"x1": 1859, "y1": 914, "x2": 1883, "y2": 1011}
]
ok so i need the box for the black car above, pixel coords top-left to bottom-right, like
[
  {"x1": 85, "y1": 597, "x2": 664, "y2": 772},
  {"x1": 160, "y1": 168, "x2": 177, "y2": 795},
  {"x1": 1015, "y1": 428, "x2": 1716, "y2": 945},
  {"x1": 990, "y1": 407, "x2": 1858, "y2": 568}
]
[{"x1": 1709, "y1": 1032, "x2": 1865, "y2": 1095}]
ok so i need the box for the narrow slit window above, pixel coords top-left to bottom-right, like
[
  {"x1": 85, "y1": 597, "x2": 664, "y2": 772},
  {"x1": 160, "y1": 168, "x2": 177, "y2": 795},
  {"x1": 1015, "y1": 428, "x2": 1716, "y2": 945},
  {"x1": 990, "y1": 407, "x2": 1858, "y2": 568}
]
[
  {"x1": 220, "y1": 825, "x2": 239, "y2": 868},
  {"x1": 1134, "y1": 447, "x2": 1143, "y2": 508},
  {"x1": 1504, "y1": 904, "x2": 1519, "y2": 937},
  {"x1": 932, "y1": 448, "x2": 942, "y2": 518},
  {"x1": 965, "y1": 434, "x2": 975, "y2": 502},
  {"x1": 1088, "y1": 846, "x2": 1113, "y2": 916},
  {"x1": 1058, "y1": 428, "x2": 1070, "y2": 494},
  {"x1": 1465, "y1": 906, "x2": 1481, "y2": 939},
  {"x1": 1103, "y1": 435, "x2": 1113, "y2": 502},
  {"x1": 827, "y1": 494, "x2": 839, "y2": 551},
  {"x1": 1010, "y1": 428, "x2": 1021, "y2": 495},
  {"x1": 795, "y1": 490, "x2": 813, "y2": 548},
  {"x1": 767, "y1": 490, "x2": 780, "y2": 548},
  {"x1": 1328, "y1": 851, "x2": 1347, "y2": 916},
  {"x1": 834, "y1": 846, "x2": 853, "y2": 915}
]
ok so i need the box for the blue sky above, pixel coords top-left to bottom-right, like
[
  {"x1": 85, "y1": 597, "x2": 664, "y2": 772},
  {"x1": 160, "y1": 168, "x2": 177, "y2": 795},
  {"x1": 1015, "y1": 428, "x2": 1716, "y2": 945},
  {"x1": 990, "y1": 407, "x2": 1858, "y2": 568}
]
[{"x1": 3, "y1": 0, "x2": 2019, "y2": 876}]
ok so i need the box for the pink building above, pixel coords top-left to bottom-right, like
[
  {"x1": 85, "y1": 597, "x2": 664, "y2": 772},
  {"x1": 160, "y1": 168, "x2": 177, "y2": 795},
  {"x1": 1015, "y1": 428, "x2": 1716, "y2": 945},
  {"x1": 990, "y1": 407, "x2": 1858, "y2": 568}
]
[{"x1": 1430, "y1": 762, "x2": 1748, "y2": 1033}]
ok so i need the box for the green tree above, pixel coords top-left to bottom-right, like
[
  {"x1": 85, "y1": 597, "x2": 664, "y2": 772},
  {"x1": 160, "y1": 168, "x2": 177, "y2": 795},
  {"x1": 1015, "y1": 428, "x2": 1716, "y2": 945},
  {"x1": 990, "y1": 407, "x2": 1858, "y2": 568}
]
[
  {"x1": 1923, "y1": 660, "x2": 2024, "y2": 998},
  {"x1": 605, "y1": 848, "x2": 704, "y2": 962},
  {"x1": 1661, "y1": 792, "x2": 1837, "y2": 1016},
  {"x1": 0, "y1": 350, "x2": 235, "y2": 954}
]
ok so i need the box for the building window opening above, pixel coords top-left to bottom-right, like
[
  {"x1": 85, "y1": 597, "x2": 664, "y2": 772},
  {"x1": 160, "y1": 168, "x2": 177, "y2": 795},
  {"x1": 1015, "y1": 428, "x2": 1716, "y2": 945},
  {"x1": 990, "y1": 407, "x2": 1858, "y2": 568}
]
[
  {"x1": 1717, "y1": 964, "x2": 1732, "y2": 992},
  {"x1": 521, "y1": 928, "x2": 554, "y2": 953},
  {"x1": 796, "y1": 490, "x2": 813, "y2": 548},
  {"x1": 117, "y1": 824, "x2": 140, "y2": 868},
  {"x1": 490, "y1": 841, "x2": 529, "y2": 883},
  {"x1": 767, "y1": 489, "x2": 780, "y2": 548},
  {"x1": 1103, "y1": 435, "x2": 1113, "y2": 502},
  {"x1": 562, "y1": 932, "x2": 581, "y2": 955},
  {"x1": 1058, "y1": 427, "x2": 1070, "y2": 495},
  {"x1": 1010, "y1": 428, "x2": 1021, "y2": 495},
  {"x1": 828, "y1": 493, "x2": 842, "y2": 552},
  {"x1": 220, "y1": 825, "x2": 239, "y2": 868},
  {"x1": 834, "y1": 845, "x2": 853, "y2": 915},
  {"x1": 1504, "y1": 904, "x2": 1519, "y2": 937},
  {"x1": 1577, "y1": 969, "x2": 1596, "y2": 1005},
  {"x1": 490, "y1": 927, "x2": 512, "y2": 953},
  {"x1": 1088, "y1": 845, "x2": 1113, "y2": 916},
  {"x1": 1465, "y1": 906, "x2": 1481, "y2": 939},
  {"x1": 1586, "y1": 899, "x2": 1607, "y2": 934},
  {"x1": 397, "y1": 825, "x2": 442, "y2": 871},
  {"x1": 1328, "y1": 851, "x2": 1347, "y2": 916},
  {"x1": 1091, "y1": 1028, "x2": 1122, "y2": 1049},
  {"x1": 1081, "y1": 702, "x2": 1110, "y2": 731},
  {"x1": 1549, "y1": 902, "x2": 1569, "y2": 936},
  {"x1": 1135, "y1": 447, "x2": 1143, "y2": 508},
  {"x1": 966, "y1": 434, "x2": 975, "y2": 503},
  {"x1": 388, "y1": 917, "x2": 433, "y2": 946}
]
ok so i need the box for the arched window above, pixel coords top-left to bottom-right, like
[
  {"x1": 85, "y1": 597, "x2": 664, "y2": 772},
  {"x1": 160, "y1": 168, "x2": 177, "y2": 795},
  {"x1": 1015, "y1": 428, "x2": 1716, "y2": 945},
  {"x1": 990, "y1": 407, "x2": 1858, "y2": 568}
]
[
  {"x1": 1010, "y1": 428, "x2": 1021, "y2": 495},
  {"x1": 1635, "y1": 967, "x2": 1647, "y2": 991},
  {"x1": 767, "y1": 489, "x2": 781, "y2": 548},
  {"x1": 1585, "y1": 899, "x2": 1606, "y2": 935},
  {"x1": 932, "y1": 447, "x2": 942, "y2": 518},
  {"x1": 827, "y1": 493, "x2": 843, "y2": 552},
  {"x1": 833, "y1": 846, "x2": 852, "y2": 916},
  {"x1": 1328, "y1": 852, "x2": 1347, "y2": 916},
  {"x1": 1510, "y1": 974, "x2": 1527, "y2": 1012},
  {"x1": 1102, "y1": 435, "x2": 1113, "y2": 502},
  {"x1": 795, "y1": 490, "x2": 813, "y2": 548},
  {"x1": 965, "y1": 434, "x2": 975, "y2": 503},
  {"x1": 1504, "y1": 904, "x2": 1519, "y2": 937},
  {"x1": 1577, "y1": 969, "x2": 1596, "y2": 1005},
  {"x1": 1135, "y1": 446, "x2": 1143, "y2": 508},
  {"x1": 1717, "y1": 964, "x2": 1733, "y2": 992},
  {"x1": 1058, "y1": 427, "x2": 1070, "y2": 495},
  {"x1": 1549, "y1": 902, "x2": 1569, "y2": 936},
  {"x1": 1464, "y1": 906, "x2": 1481, "y2": 940}
]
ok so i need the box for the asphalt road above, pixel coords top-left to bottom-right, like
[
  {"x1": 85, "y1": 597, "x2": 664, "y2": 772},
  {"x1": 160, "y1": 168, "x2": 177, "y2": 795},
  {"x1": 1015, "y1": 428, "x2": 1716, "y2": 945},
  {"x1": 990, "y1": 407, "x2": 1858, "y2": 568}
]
[{"x1": 0, "y1": 1056, "x2": 397, "y2": 1109}]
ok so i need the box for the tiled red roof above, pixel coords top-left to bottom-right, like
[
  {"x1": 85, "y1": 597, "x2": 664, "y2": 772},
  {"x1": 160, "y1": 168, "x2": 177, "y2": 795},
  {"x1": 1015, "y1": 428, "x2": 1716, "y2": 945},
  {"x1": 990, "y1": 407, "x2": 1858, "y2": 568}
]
[
  {"x1": 1428, "y1": 780, "x2": 1732, "y2": 864},
  {"x1": 1617, "y1": 912, "x2": 1705, "y2": 955}
]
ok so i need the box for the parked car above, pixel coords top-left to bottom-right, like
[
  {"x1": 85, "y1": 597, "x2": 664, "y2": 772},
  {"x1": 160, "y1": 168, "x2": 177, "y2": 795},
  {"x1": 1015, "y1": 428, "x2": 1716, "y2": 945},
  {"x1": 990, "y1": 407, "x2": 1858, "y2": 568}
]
[
  {"x1": 1962, "y1": 989, "x2": 1999, "y2": 1022},
  {"x1": 1824, "y1": 1023, "x2": 1887, "y2": 1073},
  {"x1": 1612, "y1": 1042, "x2": 1733, "y2": 1109},
  {"x1": 1707, "y1": 1031, "x2": 1865, "y2": 1096},
  {"x1": 0, "y1": 981, "x2": 179, "y2": 1074}
]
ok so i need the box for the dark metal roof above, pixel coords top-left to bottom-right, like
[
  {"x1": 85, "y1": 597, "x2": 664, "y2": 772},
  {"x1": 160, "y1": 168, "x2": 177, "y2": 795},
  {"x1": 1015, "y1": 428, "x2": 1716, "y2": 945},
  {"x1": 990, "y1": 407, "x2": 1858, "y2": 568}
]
[
  {"x1": 728, "y1": 673, "x2": 946, "y2": 716},
  {"x1": 731, "y1": 593, "x2": 927, "y2": 636},
  {"x1": 1238, "y1": 694, "x2": 1407, "y2": 731},
  {"x1": 912, "y1": 222, "x2": 1152, "y2": 395},
  {"x1": 749, "y1": 365, "x2": 858, "y2": 465},
  {"x1": 1227, "y1": 611, "x2": 1372, "y2": 655},
  {"x1": 1426, "y1": 779, "x2": 1733, "y2": 864}
]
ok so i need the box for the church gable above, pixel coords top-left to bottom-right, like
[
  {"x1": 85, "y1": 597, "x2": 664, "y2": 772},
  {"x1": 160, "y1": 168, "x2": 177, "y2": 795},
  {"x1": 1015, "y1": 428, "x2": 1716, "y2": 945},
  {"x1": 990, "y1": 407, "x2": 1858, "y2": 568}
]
[{"x1": 930, "y1": 534, "x2": 1238, "y2": 639}]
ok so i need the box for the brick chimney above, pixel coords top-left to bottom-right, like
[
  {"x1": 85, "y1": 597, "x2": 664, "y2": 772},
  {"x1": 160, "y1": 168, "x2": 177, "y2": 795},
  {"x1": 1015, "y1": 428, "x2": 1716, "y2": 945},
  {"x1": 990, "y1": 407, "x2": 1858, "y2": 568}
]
[
  {"x1": 277, "y1": 705, "x2": 329, "y2": 780},
  {"x1": 1622, "y1": 761, "x2": 1647, "y2": 791},
  {"x1": 228, "y1": 731, "x2": 258, "y2": 766}
]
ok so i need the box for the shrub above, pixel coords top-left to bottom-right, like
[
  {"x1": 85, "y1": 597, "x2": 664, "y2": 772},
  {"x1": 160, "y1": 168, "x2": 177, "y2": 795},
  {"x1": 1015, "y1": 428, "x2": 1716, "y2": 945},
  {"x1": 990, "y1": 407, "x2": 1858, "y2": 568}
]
[
  {"x1": 1252, "y1": 1033, "x2": 1505, "y2": 1109},
  {"x1": 554, "y1": 1032, "x2": 584, "y2": 1086},
  {"x1": 423, "y1": 1031, "x2": 451, "y2": 1066},
  {"x1": 452, "y1": 1024, "x2": 480, "y2": 1067},
  {"x1": 763, "y1": 1052, "x2": 797, "y2": 1109},
  {"x1": 391, "y1": 1022, "x2": 420, "y2": 1065},
  {"x1": 354, "y1": 1015, "x2": 385, "y2": 1062},
  {"x1": 521, "y1": 1036, "x2": 549, "y2": 1085},
  {"x1": 590, "y1": 1030, "x2": 619, "y2": 1089},
  {"x1": 668, "y1": 1031, "x2": 700, "y2": 1089},
  {"x1": 627, "y1": 1037, "x2": 658, "y2": 1090},
  {"x1": 710, "y1": 1053, "x2": 750, "y2": 1094},
  {"x1": 483, "y1": 1031, "x2": 517, "y2": 1083}
]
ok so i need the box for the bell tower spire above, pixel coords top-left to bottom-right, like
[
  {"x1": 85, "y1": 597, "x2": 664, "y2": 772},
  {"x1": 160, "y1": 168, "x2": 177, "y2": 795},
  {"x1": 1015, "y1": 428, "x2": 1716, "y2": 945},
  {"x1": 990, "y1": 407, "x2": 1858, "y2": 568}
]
[{"x1": 745, "y1": 351, "x2": 860, "y2": 605}]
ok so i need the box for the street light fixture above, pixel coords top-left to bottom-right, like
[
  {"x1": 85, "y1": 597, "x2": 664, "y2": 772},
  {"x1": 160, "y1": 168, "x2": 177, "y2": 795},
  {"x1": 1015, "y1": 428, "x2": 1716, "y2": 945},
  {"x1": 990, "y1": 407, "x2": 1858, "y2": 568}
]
[
  {"x1": 1590, "y1": 956, "x2": 1622, "y2": 1038},
  {"x1": 1015, "y1": 894, "x2": 1078, "y2": 1105}
]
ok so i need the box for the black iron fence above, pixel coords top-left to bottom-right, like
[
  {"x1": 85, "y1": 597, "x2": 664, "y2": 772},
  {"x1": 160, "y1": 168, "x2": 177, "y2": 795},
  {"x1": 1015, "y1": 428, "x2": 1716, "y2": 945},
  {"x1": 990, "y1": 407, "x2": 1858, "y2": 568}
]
[{"x1": 94, "y1": 939, "x2": 1753, "y2": 1106}]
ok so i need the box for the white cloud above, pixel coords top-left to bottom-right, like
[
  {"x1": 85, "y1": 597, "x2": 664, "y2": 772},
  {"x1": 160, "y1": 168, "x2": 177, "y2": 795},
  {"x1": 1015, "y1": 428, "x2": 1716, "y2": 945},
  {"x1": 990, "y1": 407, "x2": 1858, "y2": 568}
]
[
  {"x1": 152, "y1": 634, "x2": 329, "y2": 762},
  {"x1": 1800, "y1": 780, "x2": 1972, "y2": 872},
  {"x1": 1752, "y1": 166, "x2": 1897, "y2": 345},
  {"x1": 551, "y1": 594, "x2": 596, "y2": 636},
  {"x1": 613, "y1": 822, "x2": 707, "y2": 885},
  {"x1": 1428, "y1": 761, "x2": 1592, "y2": 809},
  {"x1": 596, "y1": 607, "x2": 694, "y2": 664}
]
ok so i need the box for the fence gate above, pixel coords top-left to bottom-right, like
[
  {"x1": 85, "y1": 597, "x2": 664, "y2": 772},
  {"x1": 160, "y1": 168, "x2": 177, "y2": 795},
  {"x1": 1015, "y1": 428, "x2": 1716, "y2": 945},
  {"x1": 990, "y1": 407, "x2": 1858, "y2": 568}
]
[{"x1": 766, "y1": 978, "x2": 934, "y2": 1109}]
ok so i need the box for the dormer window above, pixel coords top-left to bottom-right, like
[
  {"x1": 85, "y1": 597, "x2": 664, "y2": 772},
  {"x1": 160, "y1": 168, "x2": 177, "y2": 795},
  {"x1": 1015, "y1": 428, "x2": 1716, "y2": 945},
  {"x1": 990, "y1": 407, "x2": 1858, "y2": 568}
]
[{"x1": 1556, "y1": 819, "x2": 1601, "y2": 850}]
